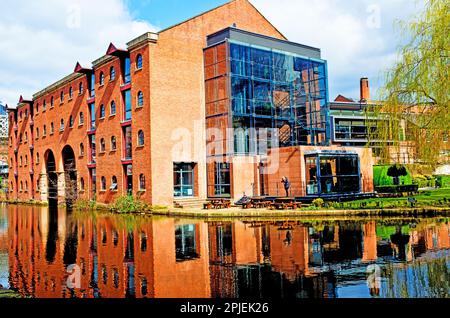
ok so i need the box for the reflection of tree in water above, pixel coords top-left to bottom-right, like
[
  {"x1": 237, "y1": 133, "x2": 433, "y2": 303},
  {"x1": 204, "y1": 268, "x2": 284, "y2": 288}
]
[
  {"x1": 381, "y1": 257, "x2": 450, "y2": 298},
  {"x1": 390, "y1": 225, "x2": 410, "y2": 261}
]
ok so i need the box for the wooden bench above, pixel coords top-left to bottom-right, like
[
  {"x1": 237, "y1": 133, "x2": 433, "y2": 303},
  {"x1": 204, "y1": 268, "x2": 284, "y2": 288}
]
[
  {"x1": 270, "y1": 198, "x2": 299, "y2": 210},
  {"x1": 204, "y1": 199, "x2": 231, "y2": 210}
]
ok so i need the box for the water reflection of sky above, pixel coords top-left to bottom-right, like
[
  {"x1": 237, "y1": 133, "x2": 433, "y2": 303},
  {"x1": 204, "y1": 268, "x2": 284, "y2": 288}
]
[{"x1": 0, "y1": 209, "x2": 8, "y2": 289}]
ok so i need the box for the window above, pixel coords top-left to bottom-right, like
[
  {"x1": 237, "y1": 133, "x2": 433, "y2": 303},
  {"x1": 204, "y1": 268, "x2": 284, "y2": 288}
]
[
  {"x1": 36, "y1": 153, "x2": 40, "y2": 164},
  {"x1": 136, "y1": 54, "x2": 143, "y2": 70},
  {"x1": 100, "y1": 104, "x2": 105, "y2": 118},
  {"x1": 110, "y1": 101, "x2": 116, "y2": 115},
  {"x1": 20, "y1": 181, "x2": 23, "y2": 191},
  {"x1": 50, "y1": 96, "x2": 54, "y2": 107},
  {"x1": 25, "y1": 132, "x2": 28, "y2": 143},
  {"x1": 124, "y1": 90, "x2": 132, "y2": 121},
  {"x1": 80, "y1": 143, "x2": 85, "y2": 156},
  {"x1": 60, "y1": 91, "x2": 64, "y2": 103},
  {"x1": 100, "y1": 138, "x2": 105, "y2": 153},
  {"x1": 90, "y1": 74, "x2": 95, "y2": 97},
  {"x1": 139, "y1": 174, "x2": 146, "y2": 191},
  {"x1": 19, "y1": 156, "x2": 22, "y2": 166},
  {"x1": 80, "y1": 178, "x2": 85, "y2": 191},
  {"x1": 69, "y1": 115, "x2": 74, "y2": 128},
  {"x1": 89, "y1": 103, "x2": 95, "y2": 130},
  {"x1": 101, "y1": 176, "x2": 106, "y2": 191},
  {"x1": 137, "y1": 91, "x2": 144, "y2": 107},
  {"x1": 138, "y1": 130, "x2": 144, "y2": 146},
  {"x1": 36, "y1": 103, "x2": 39, "y2": 113},
  {"x1": 140, "y1": 232, "x2": 147, "y2": 252},
  {"x1": 111, "y1": 176, "x2": 118, "y2": 190},
  {"x1": 111, "y1": 136, "x2": 117, "y2": 151},
  {"x1": 79, "y1": 82, "x2": 84, "y2": 95},
  {"x1": 60, "y1": 119, "x2": 64, "y2": 131},
  {"x1": 36, "y1": 128, "x2": 39, "y2": 138},
  {"x1": 25, "y1": 155, "x2": 28, "y2": 166},
  {"x1": 110, "y1": 66, "x2": 116, "y2": 81},
  {"x1": 175, "y1": 224, "x2": 199, "y2": 261},
  {"x1": 124, "y1": 126, "x2": 132, "y2": 160},
  {"x1": 43, "y1": 100, "x2": 46, "y2": 111},
  {"x1": 124, "y1": 57, "x2": 131, "y2": 83},
  {"x1": 19, "y1": 133, "x2": 22, "y2": 143},
  {"x1": 69, "y1": 87, "x2": 73, "y2": 99},
  {"x1": 79, "y1": 112, "x2": 84, "y2": 125},
  {"x1": 174, "y1": 163, "x2": 195, "y2": 197},
  {"x1": 43, "y1": 125, "x2": 47, "y2": 136},
  {"x1": 99, "y1": 72, "x2": 105, "y2": 86},
  {"x1": 50, "y1": 122, "x2": 54, "y2": 134}
]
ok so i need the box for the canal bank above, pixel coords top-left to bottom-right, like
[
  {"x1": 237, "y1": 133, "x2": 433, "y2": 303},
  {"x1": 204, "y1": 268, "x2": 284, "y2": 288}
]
[{"x1": 154, "y1": 206, "x2": 450, "y2": 219}]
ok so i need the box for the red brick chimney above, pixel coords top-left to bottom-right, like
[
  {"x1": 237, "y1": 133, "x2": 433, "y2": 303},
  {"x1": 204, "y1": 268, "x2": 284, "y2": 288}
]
[{"x1": 360, "y1": 77, "x2": 370, "y2": 102}]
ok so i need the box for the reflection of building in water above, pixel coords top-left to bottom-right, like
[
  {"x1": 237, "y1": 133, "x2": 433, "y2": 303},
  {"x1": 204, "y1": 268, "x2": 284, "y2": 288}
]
[
  {"x1": 6, "y1": 205, "x2": 211, "y2": 298},
  {"x1": 3, "y1": 206, "x2": 450, "y2": 298},
  {"x1": 0, "y1": 208, "x2": 8, "y2": 288}
]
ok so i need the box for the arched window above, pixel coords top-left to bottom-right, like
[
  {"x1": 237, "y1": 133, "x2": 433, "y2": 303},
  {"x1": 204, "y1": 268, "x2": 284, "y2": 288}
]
[
  {"x1": 80, "y1": 177, "x2": 85, "y2": 191},
  {"x1": 100, "y1": 104, "x2": 105, "y2": 118},
  {"x1": 10, "y1": 158, "x2": 13, "y2": 167},
  {"x1": 60, "y1": 119, "x2": 64, "y2": 131},
  {"x1": 99, "y1": 72, "x2": 105, "y2": 85},
  {"x1": 79, "y1": 82, "x2": 84, "y2": 95},
  {"x1": 36, "y1": 127, "x2": 39, "y2": 138},
  {"x1": 43, "y1": 100, "x2": 47, "y2": 111},
  {"x1": 137, "y1": 91, "x2": 144, "y2": 107},
  {"x1": 136, "y1": 54, "x2": 143, "y2": 70},
  {"x1": 110, "y1": 66, "x2": 116, "y2": 81},
  {"x1": 111, "y1": 136, "x2": 117, "y2": 151},
  {"x1": 25, "y1": 181, "x2": 28, "y2": 192},
  {"x1": 79, "y1": 112, "x2": 84, "y2": 125},
  {"x1": 69, "y1": 86, "x2": 73, "y2": 99},
  {"x1": 20, "y1": 181, "x2": 23, "y2": 191},
  {"x1": 36, "y1": 103, "x2": 39, "y2": 113},
  {"x1": 110, "y1": 101, "x2": 116, "y2": 115},
  {"x1": 43, "y1": 125, "x2": 47, "y2": 136},
  {"x1": 36, "y1": 152, "x2": 40, "y2": 164},
  {"x1": 19, "y1": 133, "x2": 22, "y2": 143},
  {"x1": 50, "y1": 96, "x2": 54, "y2": 107},
  {"x1": 69, "y1": 115, "x2": 74, "y2": 128},
  {"x1": 111, "y1": 176, "x2": 118, "y2": 190},
  {"x1": 101, "y1": 176, "x2": 106, "y2": 191},
  {"x1": 37, "y1": 179, "x2": 40, "y2": 191},
  {"x1": 138, "y1": 130, "x2": 144, "y2": 146},
  {"x1": 10, "y1": 181, "x2": 13, "y2": 191},
  {"x1": 60, "y1": 91, "x2": 64, "y2": 103},
  {"x1": 50, "y1": 122, "x2": 54, "y2": 134},
  {"x1": 80, "y1": 143, "x2": 85, "y2": 156},
  {"x1": 25, "y1": 132, "x2": 28, "y2": 143},
  {"x1": 100, "y1": 138, "x2": 106, "y2": 153},
  {"x1": 19, "y1": 156, "x2": 22, "y2": 166},
  {"x1": 25, "y1": 155, "x2": 28, "y2": 165},
  {"x1": 139, "y1": 174, "x2": 146, "y2": 190}
]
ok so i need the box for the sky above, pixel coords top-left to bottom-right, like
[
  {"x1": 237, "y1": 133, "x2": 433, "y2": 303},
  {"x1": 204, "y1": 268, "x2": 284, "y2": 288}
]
[{"x1": 0, "y1": 0, "x2": 424, "y2": 107}]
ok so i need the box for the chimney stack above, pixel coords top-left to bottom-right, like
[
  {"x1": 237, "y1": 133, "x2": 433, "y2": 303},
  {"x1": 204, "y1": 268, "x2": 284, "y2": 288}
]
[{"x1": 360, "y1": 77, "x2": 370, "y2": 102}]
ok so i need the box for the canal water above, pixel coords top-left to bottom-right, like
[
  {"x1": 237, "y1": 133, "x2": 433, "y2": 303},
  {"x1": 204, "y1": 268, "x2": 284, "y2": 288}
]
[{"x1": 0, "y1": 204, "x2": 448, "y2": 298}]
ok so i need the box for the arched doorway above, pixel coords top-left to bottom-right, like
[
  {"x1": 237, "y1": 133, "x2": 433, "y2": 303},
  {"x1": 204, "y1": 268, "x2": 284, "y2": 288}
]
[
  {"x1": 62, "y1": 145, "x2": 77, "y2": 207},
  {"x1": 45, "y1": 150, "x2": 57, "y2": 205}
]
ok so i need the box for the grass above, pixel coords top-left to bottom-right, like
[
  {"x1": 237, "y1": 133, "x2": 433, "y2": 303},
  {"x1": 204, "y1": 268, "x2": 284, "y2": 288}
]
[
  {"x1": 319, "y1": 188, "x2": 450, "y2": 210},
  {"x1": 0, "y1": 289, "x2": 21, "y2": 298}
]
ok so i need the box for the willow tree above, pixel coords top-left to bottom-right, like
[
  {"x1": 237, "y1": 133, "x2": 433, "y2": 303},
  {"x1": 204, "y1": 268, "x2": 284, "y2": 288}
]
[{"x1": 369, "y1": 0, "x2": 449, "y2": 168}]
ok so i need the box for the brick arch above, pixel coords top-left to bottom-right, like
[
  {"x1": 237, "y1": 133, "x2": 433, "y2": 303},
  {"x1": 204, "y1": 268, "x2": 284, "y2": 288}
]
[{"x1": 43, "y1": 149, "x2": 58, "y2": 204}]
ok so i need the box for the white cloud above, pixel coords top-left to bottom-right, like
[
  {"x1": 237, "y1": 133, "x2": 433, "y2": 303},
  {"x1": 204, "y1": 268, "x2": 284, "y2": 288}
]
[
  {"x1": 251, "y1": 0, "x2": 423, "y2": 100},
  {"x1": 0, "y1": 0, "x2": 157, "y2": 106}
]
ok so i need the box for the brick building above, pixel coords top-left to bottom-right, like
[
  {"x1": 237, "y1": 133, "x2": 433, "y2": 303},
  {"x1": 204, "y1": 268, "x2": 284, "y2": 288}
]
[{"x1": 8, "y1": 0, "x2": 374, "y2": 207}]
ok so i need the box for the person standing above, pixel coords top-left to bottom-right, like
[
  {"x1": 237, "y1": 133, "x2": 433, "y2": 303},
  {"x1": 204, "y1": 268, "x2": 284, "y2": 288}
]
[{"x1": 281, "y1": 176, "x2": 291, "y2": 197}]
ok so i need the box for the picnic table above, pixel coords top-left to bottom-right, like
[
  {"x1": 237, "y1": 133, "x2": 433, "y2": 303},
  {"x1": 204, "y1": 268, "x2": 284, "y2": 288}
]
[
  {"x1": 241, "y1": 197, "x2": 273, "y2": 209},
  {"x1": 270, "y1": 198, "x2": 299, "y2": 210},
  {"x1": 204, "y1": 198, "x2": 231, "y2": 210}
]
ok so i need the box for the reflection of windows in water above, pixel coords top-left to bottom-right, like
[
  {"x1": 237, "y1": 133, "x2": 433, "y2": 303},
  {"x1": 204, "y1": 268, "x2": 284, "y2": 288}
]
[
  {"x1": 113, "y1": 268, "x2": 119, "y2": 289},
  {"x1": 125, "y1": 232, "x2": 134, "y2": 262},
  {"x1": 216, "y1": 224, "x2": 233, "y2": 258},
  {"x1": 175, "y1": 224, "x2": 199, "y2": 261}
]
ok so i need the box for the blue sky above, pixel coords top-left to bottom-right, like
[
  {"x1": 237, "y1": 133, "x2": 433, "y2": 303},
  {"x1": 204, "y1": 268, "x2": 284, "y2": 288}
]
[
  {"x1": 0, "y1": 0, "x2": 423, "y2": 106},
  {"x1": 125, "y1": 0, "x2": 227, "y2": 30}
]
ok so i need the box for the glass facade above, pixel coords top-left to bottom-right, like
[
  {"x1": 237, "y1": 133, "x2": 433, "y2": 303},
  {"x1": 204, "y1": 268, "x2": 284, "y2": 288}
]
[
  {"x1": 305, "y1": 153, "x2": 361, "y2": 195},
  {"x1": 229, "y1": 41, "x2": 329, "y2": 154}
]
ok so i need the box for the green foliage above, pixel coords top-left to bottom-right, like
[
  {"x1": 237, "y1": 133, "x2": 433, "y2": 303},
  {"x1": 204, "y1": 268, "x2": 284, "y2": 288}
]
[
  {"x1": 413, "y1": 175, "x2": 436, "y2": 188},
  {"x1": 373, "y1": 165, "x2": 413, "y2": 186},
  {"x1": 387, "y1": 164, "x2": 408, "y2": 178},
  {"x1": 73, "y1": 199, "x2": 95, "y2": 211},
  {"x1": 312, "y1": 198, "x2": 325, "y2": 208},
  {"x1": 375, "y1": 185, "x2": 419, "y2": 194},
  {"x1": 435, "y1": 175, "x2": 450, "y2": 188},
  {"x1": 112, "y1": 195, "x2": 148, "y2": 213},
  {"x1": 371, "y1": 0, "x2": 450, "y2": 166}
]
